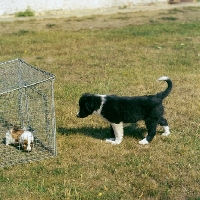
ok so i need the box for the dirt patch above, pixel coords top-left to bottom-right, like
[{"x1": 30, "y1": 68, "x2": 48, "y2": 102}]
[{"x1": 0, "y1": 2, "x2": 200, "y2": 33}]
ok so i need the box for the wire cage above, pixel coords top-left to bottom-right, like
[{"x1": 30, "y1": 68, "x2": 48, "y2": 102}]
[{"x1": 0, "y1": 59, "x2": 56, "y2": 168}]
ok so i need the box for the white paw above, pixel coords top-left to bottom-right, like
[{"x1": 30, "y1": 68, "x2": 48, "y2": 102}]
[
  {"x1": 162, "y1": 132, "x2": 170, "y2": 136},
  {"x1": 110, "y1": 140, "x2": 122, "y2": 145},
  {"x1": 162, "y1": 126, "x2": 170, "y2": 136},
  {"x1": 105, "y1": 138, "x2": 115, "y2": 143},
  {"x1": 106, "y1": 138, "x2": 122, "y2": 145},
  {"x1": 139, "y1": 138, "x2": 149, "y2": 145}
]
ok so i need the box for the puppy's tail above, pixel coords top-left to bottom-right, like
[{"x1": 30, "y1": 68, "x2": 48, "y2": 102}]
[{"x1": 156, "y1": 76, "x2": 172, "y2": 100}]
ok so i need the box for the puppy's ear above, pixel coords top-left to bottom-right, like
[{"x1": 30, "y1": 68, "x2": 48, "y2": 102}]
[{"x1": 85, "y1": 101, "x2": 94, "y2": 113}]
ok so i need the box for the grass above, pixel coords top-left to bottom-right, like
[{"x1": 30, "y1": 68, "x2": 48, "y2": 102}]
[
  {"x1": 0, "y1": 6, "x2": 200, "y2": 199},
  {"x1": 15, "y1": 8, "x2": 35, "y2": 17},
  {"x1": 160, "y1": 16, "x2": 178, "y2": 21}
]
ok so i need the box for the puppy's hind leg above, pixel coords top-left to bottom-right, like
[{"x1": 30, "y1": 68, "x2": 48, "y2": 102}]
[
  {"x1": 162, "y1": 126, "x2": 170, "y2": 136},
  {"x1": 159, "y1": 117, "x2": 170, "y2": 136},
  {"x1": 106, "y1": 122, "x2": 123, "y2": 145},
  {"x1": 139, "y1": 120, "x2": 157, "y2": 145}
]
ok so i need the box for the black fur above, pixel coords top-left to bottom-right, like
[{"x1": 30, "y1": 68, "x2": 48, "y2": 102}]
[{"x1": 77, "y1": 77, "x2": 172, "y2": 143}]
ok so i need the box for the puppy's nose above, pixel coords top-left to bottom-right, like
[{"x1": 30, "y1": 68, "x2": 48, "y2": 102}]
[
  {"x1": 27, "y1": 147, "x2": 31, "y2": 151},
  {"x1": 25, "y1": 144, "x2": 32, "y2": 151}
]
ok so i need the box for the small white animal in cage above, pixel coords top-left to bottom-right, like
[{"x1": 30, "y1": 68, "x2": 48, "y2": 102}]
[{"x1": 5, "y1": 126, "x2": 34, "y2": 151}]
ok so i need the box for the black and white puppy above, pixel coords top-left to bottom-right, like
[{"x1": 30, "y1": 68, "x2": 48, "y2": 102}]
[{"x1": 77, "y1": 76, "x2": 172, "y2": 145}]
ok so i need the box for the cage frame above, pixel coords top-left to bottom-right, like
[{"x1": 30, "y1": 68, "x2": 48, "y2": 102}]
[{"x1": 0, "y1": 58, "x2": 57, "y2": 168}]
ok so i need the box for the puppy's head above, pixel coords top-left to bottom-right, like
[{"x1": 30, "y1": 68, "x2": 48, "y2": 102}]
[
  {"x1": 22, "y1": 140, "x2": 33, "y2": 151},
  {"x1": 77, "y1": 93, "x2": 101, "y2": 118}
]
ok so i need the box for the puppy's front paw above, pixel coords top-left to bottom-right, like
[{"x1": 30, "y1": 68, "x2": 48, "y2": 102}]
[
  {"x1": 106, "y1": 138, "x2": 122, "y2": 145},
  {"x1": 139, "y1": 138, "x2": 149, "y2": 145},
  {"x1": 110, "y1": 140, "x2": 122, "y2": 145},
  {"x1": 105, "y1": 138, "x2": 115, "y2": 143}
]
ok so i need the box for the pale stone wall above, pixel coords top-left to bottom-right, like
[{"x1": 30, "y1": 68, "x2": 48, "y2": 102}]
[{"x1": 0, "y1": 0, "x2": 166, "y2": 16}]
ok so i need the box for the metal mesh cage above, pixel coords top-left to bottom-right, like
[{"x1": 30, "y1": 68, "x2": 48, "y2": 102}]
[{"x1": 0, "y1": 59, "x2": 56, "y2": 168}]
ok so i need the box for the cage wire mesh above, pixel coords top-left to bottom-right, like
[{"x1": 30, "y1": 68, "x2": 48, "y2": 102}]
[{"x1": 0, "y1": 59, "x2": 56, "y2": 168}]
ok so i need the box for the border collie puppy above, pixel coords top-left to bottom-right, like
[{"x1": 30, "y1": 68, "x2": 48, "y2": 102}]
[{"x1": 77, "y1": 76, "x2": 172, "y2": 145}]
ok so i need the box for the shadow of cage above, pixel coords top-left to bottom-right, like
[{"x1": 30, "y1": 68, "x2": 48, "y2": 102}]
[{"x1": 0, "y1": 59, "x2": 56, "y2": 168}]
